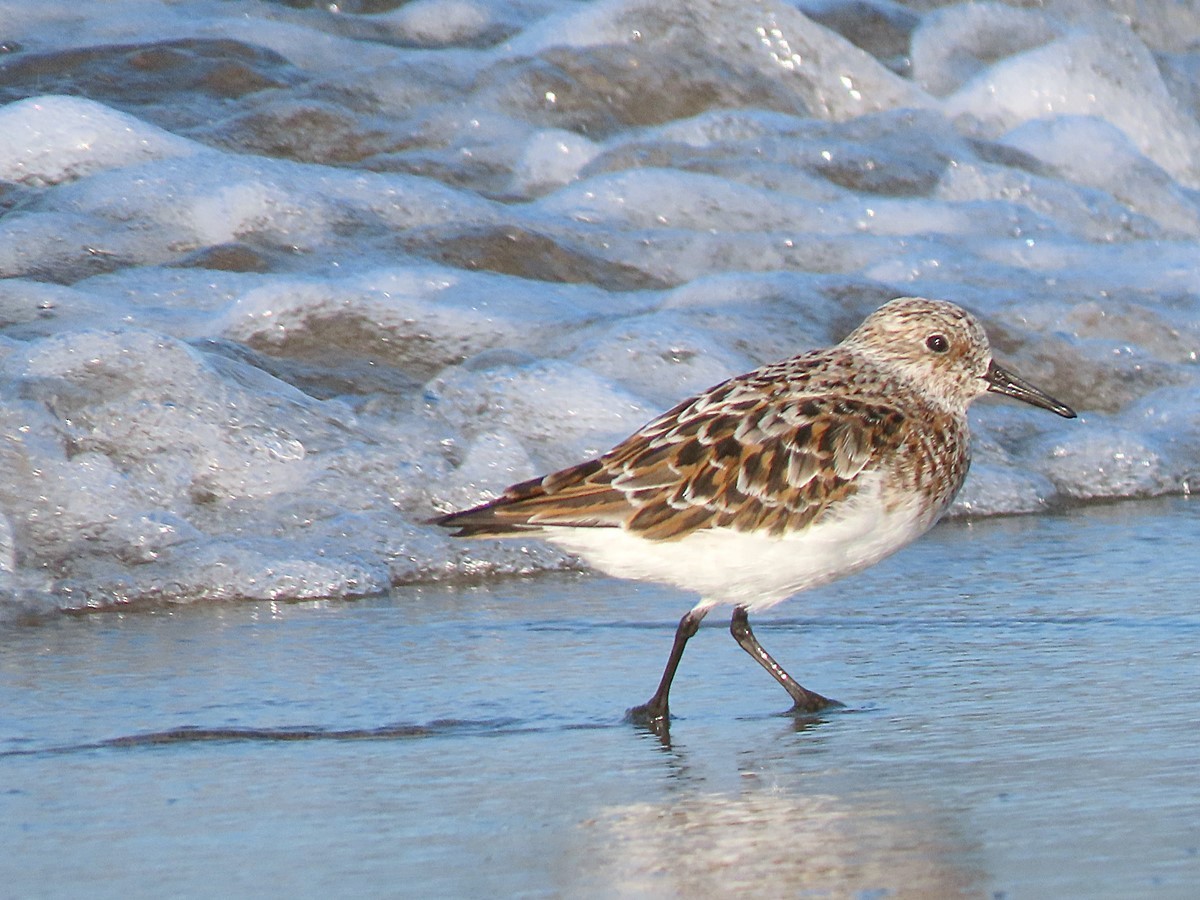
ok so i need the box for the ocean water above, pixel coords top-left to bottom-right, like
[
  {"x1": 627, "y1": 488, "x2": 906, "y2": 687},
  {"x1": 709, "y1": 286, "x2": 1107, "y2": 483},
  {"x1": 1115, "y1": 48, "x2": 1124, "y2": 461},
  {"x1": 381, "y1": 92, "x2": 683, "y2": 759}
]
[{"x1": 2, "y1": 0, "x2": 1200, "y2": 894}]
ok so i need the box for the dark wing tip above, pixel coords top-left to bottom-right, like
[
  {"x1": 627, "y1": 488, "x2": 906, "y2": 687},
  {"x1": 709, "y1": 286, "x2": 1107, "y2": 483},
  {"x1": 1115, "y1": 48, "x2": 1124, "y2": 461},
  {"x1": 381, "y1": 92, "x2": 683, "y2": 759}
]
[
  {"x1": 428, "y1": 505, "x2": 546, "y2": 538},
  {"x1": 429, "y1": 458, "x2": 624, "y2": 538}
]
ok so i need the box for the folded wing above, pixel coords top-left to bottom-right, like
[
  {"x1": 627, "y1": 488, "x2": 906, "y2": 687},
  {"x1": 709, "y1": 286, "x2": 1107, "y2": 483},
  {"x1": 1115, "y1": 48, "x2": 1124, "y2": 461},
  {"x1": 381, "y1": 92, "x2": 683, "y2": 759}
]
[{"x1": 434, "y1": 371, "x2": 909, "y2": 541}]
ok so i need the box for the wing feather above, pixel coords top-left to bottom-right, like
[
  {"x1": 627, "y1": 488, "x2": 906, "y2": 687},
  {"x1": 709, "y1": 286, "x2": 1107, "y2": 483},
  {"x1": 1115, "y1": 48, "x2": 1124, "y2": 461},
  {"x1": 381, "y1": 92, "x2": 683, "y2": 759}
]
[{"x1": 433, "y1": 357, "x2": 917, "y2": 541}]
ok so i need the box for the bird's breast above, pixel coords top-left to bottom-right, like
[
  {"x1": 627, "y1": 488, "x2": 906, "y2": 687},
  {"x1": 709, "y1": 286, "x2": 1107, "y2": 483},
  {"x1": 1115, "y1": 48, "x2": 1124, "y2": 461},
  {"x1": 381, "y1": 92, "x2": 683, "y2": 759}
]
[{"x1": 881, "y1": 411, "x2": 970, "y2": 521}]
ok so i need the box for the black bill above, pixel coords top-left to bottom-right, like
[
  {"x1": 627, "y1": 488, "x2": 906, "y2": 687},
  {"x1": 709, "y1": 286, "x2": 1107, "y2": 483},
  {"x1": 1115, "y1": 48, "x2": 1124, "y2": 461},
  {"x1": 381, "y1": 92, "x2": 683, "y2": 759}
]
[{"x1": 984, "y1": 360, "x2": 1076, "y2": 418}]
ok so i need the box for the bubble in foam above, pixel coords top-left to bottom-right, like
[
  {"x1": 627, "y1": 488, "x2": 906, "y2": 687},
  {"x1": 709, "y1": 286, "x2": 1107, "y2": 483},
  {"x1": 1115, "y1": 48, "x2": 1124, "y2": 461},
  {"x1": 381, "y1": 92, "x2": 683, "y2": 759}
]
[{"x1": 512, "y1": 128, "x2": 601, "y2": 196}]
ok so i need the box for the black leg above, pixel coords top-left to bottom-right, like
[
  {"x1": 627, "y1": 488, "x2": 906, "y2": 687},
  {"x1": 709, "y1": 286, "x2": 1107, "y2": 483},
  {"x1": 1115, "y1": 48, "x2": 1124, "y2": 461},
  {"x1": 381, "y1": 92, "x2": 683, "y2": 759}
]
[
  {"x1": 729, "y1": 605, "x2": 840, "y2": 713},
  {"x1": 627, "y1": 607, "x2": 709, "y2": 726}
]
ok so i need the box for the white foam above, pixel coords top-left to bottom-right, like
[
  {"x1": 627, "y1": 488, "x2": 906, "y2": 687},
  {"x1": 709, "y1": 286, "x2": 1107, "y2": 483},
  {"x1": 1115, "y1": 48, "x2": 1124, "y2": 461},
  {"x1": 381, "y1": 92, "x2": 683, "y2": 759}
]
[
  {"x1": 0, "y1": 138, "x2": 505, "y2": 285},
  {"x1": 0, "y1": 512, "x2": 15, "y2": 573},
  {"x1": 642, "y1": 109, "x2": 806, "y2": 147},
  {"x1": 945, "y1": 29, "x2": 1200, "y2": 188},
  {"x1": 0, "y1": 278, "x2": 126, "y2": 338},
  {"x1": 935, "y1": 159, "x2": 1164, "y2": 243},
  {"x1": 505, "y1": 0, "x2": 932, "y2": 120},
  {"x1": 511, "y1": 128, "x2": 601, "y2": 195},
  {"x1": 501, "y1": 0, "x2": 657, "y2": 53},
  {"x1": 952, "y1": 459, "x2": 1058, "y2": 518},
  {"x1": 1036, "y1": 422, "x2": 1172, "y2": 502},
  {"x1": 216, "y1": 266, "x2": 607, "y2": 375},
  {"x1": 422, "y1": 356, "x2": 655, "y2": 471},
  {"x1": 911, "y1": 2, "x2": 1061, "y2": 97},
  {"x1": 0, "y1": 95, "x2": 201, "y2": 186},
  {"x1": 45, "y1": 151, "x2": 499, "y2": 253},
  {"x1": 536, "y1": 167, "x2": 860, "y2": 232},
  {"x1": 999, "y1": 116, "x2": 1200, "y2": 235},
  {"x1": 566, "y1": 312, "x2": 757, "y2": 408},
  {"x1": 1, "y1": 0, "x2": 1197, "y2": 611},
  {"x1": 375, "y1": 0, "x2": 497, "y2": 46},
  {"x1": 17, "y1": 328, "x2": 318, "y2": 506}
]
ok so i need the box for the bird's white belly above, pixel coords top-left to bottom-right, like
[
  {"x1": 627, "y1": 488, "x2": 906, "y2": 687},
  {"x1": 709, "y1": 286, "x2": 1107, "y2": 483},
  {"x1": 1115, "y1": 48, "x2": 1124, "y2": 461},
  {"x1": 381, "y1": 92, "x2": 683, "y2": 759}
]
[{"x1": 541, "y1": 478, "x2": 939, "y2": 612}]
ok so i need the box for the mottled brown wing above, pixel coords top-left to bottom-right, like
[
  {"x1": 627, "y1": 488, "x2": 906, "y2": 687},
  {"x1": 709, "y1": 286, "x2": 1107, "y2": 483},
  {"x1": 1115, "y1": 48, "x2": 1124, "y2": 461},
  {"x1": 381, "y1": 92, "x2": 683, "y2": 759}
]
[
  {"x1": 613, "y1": 386, "x2": 910, "y2": 540},
  {"x1": 433, "y1": 378, "x2": 911, "y2": 541}
]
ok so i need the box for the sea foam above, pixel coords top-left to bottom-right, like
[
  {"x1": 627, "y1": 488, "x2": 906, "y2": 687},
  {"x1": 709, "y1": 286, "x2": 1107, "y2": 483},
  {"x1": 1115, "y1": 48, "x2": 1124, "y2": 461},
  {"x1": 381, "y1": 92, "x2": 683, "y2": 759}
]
[{"x1": 1, "y1": 0, "x2": 1198, "y2": 612}]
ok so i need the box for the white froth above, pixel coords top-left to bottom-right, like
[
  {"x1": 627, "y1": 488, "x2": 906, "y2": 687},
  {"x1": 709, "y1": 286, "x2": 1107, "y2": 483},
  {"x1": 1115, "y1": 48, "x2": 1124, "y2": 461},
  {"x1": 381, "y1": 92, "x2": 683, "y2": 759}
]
[
  {"x1": 0, "y1": 95, "x2": 201, "y2": 186},
  {"x1": 1038, "y1": 425, "x2": 1170, "y2": 501},
  {"x1": 934, "y1": 160, "x2": 1163, "y2": 243},
  {"x1": 945, "y1": 29, "x2": 1200, "y2": 187},
  {"x1": 507, "y1": 0, "x2": 932, "y2": 119},
  {"x1": 566, "y1": 313, "x2": 756, "y2": 407},
  {"x1": 911, "y1": 2, "x2": 1060, "y2": 97},
  {"x1": 423, "y1": 357, "x2": 655, "y2": 471},
  {"x1": 537, "y1": 168, "x2": 859, "y2": 232},
  {"x1": 512, "y1": 128, "x2": 601, "y2": 195},
  {"x1": 377, "y1": 0, "x2": 497, "y2": 45},
  {"x1": 0, "y1": 0, "x2": 1196, "y2": 610},
  {"x1": 1000, "y1": 117, "x2": 1200, "y2": 235}
]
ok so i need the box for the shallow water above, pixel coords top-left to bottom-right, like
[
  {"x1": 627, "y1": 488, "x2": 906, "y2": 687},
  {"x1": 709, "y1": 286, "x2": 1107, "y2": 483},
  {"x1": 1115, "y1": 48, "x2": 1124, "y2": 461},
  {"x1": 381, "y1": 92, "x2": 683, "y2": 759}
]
[{"x1": 4, "y1": 496, "x2": 1197, "y2": 897}]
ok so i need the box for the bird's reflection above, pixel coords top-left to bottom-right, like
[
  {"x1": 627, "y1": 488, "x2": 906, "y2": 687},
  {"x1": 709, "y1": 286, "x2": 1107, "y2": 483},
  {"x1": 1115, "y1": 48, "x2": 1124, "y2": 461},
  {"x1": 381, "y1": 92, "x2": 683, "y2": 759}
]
[
  {"x1": 567, "y1": 783, "x2": 984, "y2": 897},
  {"x1": 574, "y1": 715, "x2": 984, "y2": 897}
]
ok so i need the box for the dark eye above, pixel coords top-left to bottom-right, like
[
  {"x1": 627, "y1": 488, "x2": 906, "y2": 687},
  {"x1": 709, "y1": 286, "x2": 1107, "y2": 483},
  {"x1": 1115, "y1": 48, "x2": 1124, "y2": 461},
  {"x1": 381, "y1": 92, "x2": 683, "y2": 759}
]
[{"x1": 926, "y1": 334, "x2": 949, "y2": 353}]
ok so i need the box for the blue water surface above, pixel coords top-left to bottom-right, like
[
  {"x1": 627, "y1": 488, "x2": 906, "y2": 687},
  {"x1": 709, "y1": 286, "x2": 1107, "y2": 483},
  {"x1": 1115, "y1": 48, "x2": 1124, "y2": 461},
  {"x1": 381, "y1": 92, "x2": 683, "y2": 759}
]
[{"x1": 3, "y1": 497, "x2": 1197, "y2": 897}]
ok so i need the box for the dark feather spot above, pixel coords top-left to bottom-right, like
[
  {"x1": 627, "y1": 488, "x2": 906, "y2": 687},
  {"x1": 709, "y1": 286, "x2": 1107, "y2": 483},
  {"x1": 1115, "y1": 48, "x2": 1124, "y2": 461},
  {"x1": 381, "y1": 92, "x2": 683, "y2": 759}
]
[
  {"x1": 741, "y1": 451, "x2": 762, "y2": 484},
  {"x1": 765, "y1": 449, "x2": 789, "y2": 494},
  {"x1": 713, "y1": 434, "x2": 742, "y2": 461},
  {"x1": 688, "y1": 467, "x2": 718, "y2": 501},
  {"x1": 675, "y1": 439, "x2": 705, "y2": 467},
  {"x1": 628, "y1": 500, "x2": 675, "y2": 532}
]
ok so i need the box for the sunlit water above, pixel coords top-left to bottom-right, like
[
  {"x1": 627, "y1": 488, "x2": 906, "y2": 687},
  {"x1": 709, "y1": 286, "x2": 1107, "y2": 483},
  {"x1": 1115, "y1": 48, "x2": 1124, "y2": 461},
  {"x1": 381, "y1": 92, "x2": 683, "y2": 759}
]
[{"x1": 4, "y1": 497, "x2": 1197, "y2": 897}]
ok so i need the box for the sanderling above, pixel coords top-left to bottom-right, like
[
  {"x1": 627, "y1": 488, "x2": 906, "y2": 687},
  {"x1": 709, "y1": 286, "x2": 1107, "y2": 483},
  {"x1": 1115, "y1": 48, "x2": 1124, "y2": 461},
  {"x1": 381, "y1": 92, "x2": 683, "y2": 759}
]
[{"x1": 433, "y1": 297, "x2": 1076, "y2": 727}]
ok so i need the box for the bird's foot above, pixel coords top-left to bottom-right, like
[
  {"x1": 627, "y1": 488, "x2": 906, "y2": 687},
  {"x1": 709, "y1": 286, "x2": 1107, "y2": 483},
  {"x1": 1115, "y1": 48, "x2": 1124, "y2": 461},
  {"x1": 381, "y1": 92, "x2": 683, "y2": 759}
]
[
  {"x1": 625, "y1": 699, "x2": 669, "y2": 728},
  {"x1": 786, "y1": 689, "x2": 844, "y2": 715}
]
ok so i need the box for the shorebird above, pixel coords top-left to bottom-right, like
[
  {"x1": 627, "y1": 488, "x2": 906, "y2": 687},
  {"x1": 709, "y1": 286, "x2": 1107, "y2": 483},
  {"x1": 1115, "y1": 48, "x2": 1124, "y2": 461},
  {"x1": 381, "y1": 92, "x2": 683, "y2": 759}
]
[{"x1": 433, "y1": 298, "x2": 1076, "y2": 725}]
